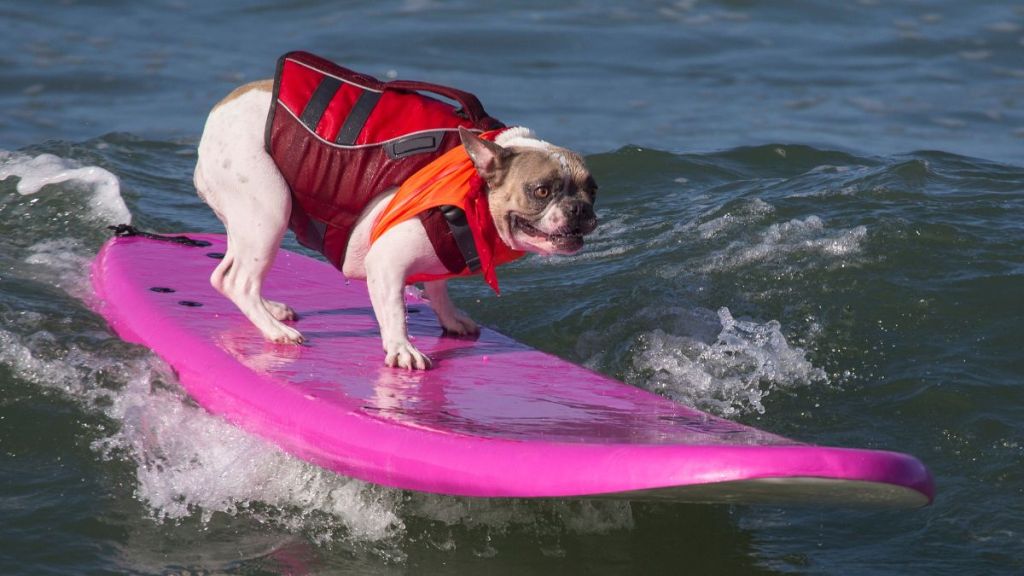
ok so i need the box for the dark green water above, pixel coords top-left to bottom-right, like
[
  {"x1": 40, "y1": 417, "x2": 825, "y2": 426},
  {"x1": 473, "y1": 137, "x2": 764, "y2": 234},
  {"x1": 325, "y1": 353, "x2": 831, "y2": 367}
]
[{"x1": 2, "y1": 2, "x2": 1023, "y2": 574}]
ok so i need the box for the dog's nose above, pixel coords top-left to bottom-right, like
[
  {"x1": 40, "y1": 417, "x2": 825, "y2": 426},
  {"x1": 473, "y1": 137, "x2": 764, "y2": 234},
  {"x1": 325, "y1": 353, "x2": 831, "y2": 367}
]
[
  {"x1": 569, "y1": 201, "x2": 593, "y2": 218},
  {"x1": 568, "y1": 202, "x2": 597, "y2": 234}
]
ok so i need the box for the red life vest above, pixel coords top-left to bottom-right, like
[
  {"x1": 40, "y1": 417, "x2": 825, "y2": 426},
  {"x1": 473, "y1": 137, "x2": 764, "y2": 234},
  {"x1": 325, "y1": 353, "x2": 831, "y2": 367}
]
[{"x1": 264, "y1": 51, "x2": 513, "y2": 287}]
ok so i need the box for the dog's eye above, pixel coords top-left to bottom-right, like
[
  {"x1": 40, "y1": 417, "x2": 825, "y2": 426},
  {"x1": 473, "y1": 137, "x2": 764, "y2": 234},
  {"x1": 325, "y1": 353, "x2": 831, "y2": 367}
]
[{"x1": 533, "y1": 186, "x2": 551, "y2": 199}]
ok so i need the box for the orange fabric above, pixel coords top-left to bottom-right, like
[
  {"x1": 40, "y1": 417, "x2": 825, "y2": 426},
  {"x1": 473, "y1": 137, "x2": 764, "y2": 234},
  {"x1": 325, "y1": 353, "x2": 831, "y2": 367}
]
[{"x1": 370, "y1": 132, "x2": 525, "y2": 293}]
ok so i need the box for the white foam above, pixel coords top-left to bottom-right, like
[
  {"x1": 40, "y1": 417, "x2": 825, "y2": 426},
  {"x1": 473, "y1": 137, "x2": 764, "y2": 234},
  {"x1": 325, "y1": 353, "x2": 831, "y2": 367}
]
[
  {"x1": 0, "y1": 319, "x2": 407, "y2": 542},
  {"x1": 701, "y1": 215, "x2": 867, "y2": 272},
  {"x1": 0, "y1": 150, "x2": 131, "y2": 224},
  {"x1": 99, "y1": 374, "x2": 405, "y2": 542},
  {"x1": 695, "y1": 198, "x2": 775, "y2": 239},
  {"x1": 628, "y1": 307, "x2": 827, "y2": 417}
]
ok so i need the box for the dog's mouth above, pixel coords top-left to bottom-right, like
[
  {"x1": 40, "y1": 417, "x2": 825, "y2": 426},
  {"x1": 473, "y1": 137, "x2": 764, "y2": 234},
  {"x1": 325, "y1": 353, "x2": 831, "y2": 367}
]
[{"x1": 511, "y1": 215, "x2": 585, "y2": 253}]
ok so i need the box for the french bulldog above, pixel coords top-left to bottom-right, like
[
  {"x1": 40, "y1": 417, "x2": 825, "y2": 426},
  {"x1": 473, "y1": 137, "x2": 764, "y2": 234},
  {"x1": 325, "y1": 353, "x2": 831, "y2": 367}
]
[{"x1": 193, "y1": 79, "x2": 597, "y2": 370}]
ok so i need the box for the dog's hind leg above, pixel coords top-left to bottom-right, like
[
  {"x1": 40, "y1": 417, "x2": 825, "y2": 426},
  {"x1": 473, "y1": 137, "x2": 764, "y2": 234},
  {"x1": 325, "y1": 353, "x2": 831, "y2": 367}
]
[
  {"x1": 262, "y1": 297, "x2": 297, "y2": 322},
  {"x1": 217, "y1": 219, "x2": 303, "y2": 344},
  {"x1": 203, "y1": 172, "x2": 302, "y2": 343},
  {"x1": 194, "y1": 87, "x2": 301, "y2": 343}
]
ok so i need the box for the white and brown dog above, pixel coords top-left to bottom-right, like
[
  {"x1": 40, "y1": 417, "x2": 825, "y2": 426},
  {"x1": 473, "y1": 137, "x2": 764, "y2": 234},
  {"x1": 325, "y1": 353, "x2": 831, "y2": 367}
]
[{"x1": 194, "y1": 73, "x2": 597, "y2": 370}]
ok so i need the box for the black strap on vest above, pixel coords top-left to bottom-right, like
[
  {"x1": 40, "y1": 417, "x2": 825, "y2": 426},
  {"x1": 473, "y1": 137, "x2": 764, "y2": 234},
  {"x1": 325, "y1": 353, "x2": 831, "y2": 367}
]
[
  {"x1": 299, "y1": 77, "x2": 342, "y2": 132},
  {"x1": 439, "y1": 205, "x2": 481, "y2": 273},
  {"x1": 336, "y1": 89, "x2": 382, "y2": 145}
]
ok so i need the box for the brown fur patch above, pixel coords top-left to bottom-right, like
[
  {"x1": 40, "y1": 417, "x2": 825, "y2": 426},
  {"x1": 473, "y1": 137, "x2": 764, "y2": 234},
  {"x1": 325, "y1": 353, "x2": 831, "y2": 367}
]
[
  {"x1": 213, "y1": 79, "x2": 273, "y2": 112},
  {"x1": 496, "y1": 147, "x2": 593, "y2": 209},
  {"x1": 504, "y1": 148, "x2": 562, "y2": 187}
]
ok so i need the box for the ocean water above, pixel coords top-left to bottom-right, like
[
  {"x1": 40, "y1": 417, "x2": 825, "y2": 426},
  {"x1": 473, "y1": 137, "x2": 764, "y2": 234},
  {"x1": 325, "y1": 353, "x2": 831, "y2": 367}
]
[{"x1": 1, "y1": 1, "x2": 1022, "y2": 574}]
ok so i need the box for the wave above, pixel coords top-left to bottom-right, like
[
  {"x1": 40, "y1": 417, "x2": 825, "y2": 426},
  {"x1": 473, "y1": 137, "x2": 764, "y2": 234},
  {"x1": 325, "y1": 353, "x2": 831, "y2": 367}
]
[
  {"x1": 0, "y1": 150, "x2": 130, "y2": 225},
  {"x1": 699, "y1": 215, "x2": 868, "y2": 273}
]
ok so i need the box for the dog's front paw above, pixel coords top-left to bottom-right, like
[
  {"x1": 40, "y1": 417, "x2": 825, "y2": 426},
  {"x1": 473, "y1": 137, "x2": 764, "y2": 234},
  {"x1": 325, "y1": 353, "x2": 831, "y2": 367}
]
[
  {"x1": 440, "y1": 313, "x2": 479, "y2": 336},
  {"x1": 385, "y1": 340, "x2": 432, "y2": 370}
]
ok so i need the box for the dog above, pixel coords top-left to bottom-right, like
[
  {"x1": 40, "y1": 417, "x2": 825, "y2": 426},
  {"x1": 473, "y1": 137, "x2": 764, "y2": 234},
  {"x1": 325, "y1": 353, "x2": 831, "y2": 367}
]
[{"x1": 193, "y1": 61, "x2": 597, "y2": 370}]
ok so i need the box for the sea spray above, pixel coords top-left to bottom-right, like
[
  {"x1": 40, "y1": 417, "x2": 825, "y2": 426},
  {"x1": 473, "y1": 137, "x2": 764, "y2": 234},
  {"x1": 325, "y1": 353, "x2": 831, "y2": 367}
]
[{"x1": 628, "y1": 307, "x2": 827, "y2": 417}]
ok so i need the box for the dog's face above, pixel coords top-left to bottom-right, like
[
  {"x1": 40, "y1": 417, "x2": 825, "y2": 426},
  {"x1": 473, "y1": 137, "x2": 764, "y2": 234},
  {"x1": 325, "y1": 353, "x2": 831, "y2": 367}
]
[{"x1": 460, "y1": 129, "x2": 597, "y2": 255}]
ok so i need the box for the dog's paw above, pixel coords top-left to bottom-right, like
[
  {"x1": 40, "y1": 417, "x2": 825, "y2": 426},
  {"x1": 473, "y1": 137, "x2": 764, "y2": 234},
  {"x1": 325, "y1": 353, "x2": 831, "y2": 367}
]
[
  {"x1": 263, "y1": 298, "x2": 297, "y2": 322},
  {"x1": 265, "y1": 322, "x2": 304, "y2": 345},
  {"x1": 440, "y1": 313, "x2": 479, "y2": 336},
  {"x1": 385, "y1": 341, "x2": 432, "y2": 370}
]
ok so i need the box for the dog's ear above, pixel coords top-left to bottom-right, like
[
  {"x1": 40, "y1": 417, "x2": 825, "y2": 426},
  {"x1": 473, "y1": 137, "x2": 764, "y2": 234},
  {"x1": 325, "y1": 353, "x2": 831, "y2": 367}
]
[{"x1": 460, "y1": 127, "x2": 511, "y2": 184}]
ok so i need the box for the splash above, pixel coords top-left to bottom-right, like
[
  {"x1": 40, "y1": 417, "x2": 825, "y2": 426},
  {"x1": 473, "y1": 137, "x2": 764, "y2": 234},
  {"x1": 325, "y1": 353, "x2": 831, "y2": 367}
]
[
  {"x1": 98, "y1": 368, "x2": 406, "y2": 543},
  {"x1": 0, "y1": 150, "x2": 130, "y2": 224},
  {"x1": 628, "y1": 307, "x2": 827, "y2": 417},
  {"x1": 0, "y1": 319, "x2": 405, "y2": 542}
]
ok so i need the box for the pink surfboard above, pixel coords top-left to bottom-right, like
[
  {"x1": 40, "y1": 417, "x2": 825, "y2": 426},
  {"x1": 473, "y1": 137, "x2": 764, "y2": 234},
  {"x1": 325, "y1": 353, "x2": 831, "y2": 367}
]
[{"x1": 90, "y1": 233, "x2": 934, "y2": 506}]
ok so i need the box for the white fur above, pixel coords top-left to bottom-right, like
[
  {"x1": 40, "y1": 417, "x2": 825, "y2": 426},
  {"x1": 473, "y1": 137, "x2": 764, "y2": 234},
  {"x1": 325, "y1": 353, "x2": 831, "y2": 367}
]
[
  {"x1": 194, "y1": 85, "x2": 481, "y2": 370},
  {"x1": 494, "y1": 126, "x2": 553, "y2": 150}
]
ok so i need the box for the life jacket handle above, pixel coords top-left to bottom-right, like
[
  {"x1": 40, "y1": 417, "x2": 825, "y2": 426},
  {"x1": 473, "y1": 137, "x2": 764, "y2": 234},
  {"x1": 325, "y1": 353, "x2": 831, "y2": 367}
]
[{"x1": 388, "y1": 80, "x2": 502, "y2": 129}]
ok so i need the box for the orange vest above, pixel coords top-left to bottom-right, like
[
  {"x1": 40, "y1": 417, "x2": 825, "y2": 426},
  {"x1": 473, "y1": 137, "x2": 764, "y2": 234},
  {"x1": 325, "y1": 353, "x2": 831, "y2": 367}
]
[{"x1": 370, "y1": 132, "x2": 525, "y2": 293}]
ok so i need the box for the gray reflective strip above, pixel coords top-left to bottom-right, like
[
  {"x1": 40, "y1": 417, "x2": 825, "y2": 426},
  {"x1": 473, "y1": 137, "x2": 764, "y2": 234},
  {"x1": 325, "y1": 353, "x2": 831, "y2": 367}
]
[
  {"x1": 299, "y1": 77, "x2": 342, "y2": 131},
  {"x1": 335, "y1": 90, "x2": 382, "y2": 145},
  {"x1": 385, "y1": 131, "x2": 443, "y2": 159},
  {"x1": 440, "y1": 205, "x2": 480, "y2": 273}
]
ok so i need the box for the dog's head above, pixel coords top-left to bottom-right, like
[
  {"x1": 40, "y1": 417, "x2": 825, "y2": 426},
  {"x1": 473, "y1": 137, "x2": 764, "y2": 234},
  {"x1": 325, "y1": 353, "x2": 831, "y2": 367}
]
[{"x1": 460, "y1": 127, "x2": 598, "y2": 255}]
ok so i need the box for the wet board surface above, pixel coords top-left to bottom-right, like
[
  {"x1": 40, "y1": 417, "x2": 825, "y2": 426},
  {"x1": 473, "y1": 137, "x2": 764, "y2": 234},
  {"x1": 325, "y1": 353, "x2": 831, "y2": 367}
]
[{"x1": 90, "y1": 234, "x2": 934, "y2": 506}]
